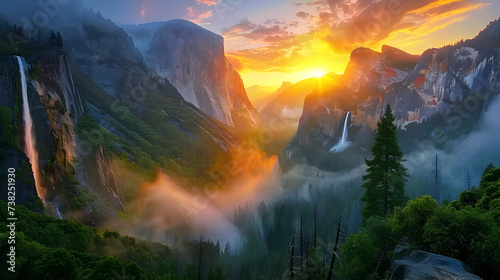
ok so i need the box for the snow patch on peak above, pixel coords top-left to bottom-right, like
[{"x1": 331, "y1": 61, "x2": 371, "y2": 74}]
[{"x1": 454, "y1": 47, "x2": 479, "y2": 62}]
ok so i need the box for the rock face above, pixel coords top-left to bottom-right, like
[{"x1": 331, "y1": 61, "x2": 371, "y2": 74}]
[
  {"x1": 29, "y1": 51, "x2": 83, "y2": 200},
  {"x1": 296, "y1": 19, "x2": 500, "y2": 150},
  {"x1": 389, "y1": 246, "x2": 482, "y2": 280},
  {"x1": 124, "y1": 20, "x2": 258, "y2": 127},
  {"x1": 0, "y1": 51, "x2": 83, "y2": 210},
  {"x1": 297, "y1": 46, "x2": 418, "y2": 147}
]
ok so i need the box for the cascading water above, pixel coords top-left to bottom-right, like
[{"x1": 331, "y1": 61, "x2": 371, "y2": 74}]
[
  {"x1": 16, "y1": 56, "x2": 45, "y2": 201},
  {"x1": 330, "y1": 111, "x2": 350, "y2": 153}
]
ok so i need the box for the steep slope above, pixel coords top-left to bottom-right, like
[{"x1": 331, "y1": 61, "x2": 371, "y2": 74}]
[
  {"x1": 124, "y1": 20, "x2": 259, "y2": 127},
  {"x1": 247, "y1": 82, "x2": 294, "y2": 112},
  {"x1": 0, "y1": 4, "x2": 247, "y2": 223},
  {"x1": 297, "y1": 46, "x2": 419, "y2": 147},
  {"x1": 261, "y1": 78, "x2": 319, "y2": 127},
  {"x1": 291, "y1": 19, "x2": 500, "y2": 172}
]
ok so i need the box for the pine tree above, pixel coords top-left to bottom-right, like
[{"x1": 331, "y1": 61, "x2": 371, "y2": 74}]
[
  {"x1": 433, "y1": 154, "x2": 442, "y2": 203},
  {"x1": 49, "y1": 31, "x2": 57, "y2": 46},
  {"x1": 481, "y1": 163, "x2": 495, "y2": 179},
  {"x1": 361, "y1": 105, "x2": 409, "y2": 220},
  {"x1": 56, "y1": 32, "x2": 63, "y2": 48}
]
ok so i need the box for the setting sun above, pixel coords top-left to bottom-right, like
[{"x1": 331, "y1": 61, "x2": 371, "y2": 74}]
[{"x1": 309, "y1": 69, "x2": 326, "y2": 78}]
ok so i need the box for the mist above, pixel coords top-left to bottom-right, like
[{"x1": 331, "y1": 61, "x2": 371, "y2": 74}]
[
  {"x1": 120, "y1": 151, "x2": 282, "y2": 248},
  {"x1": 404, "y1": 95, "x2": 500, "y2": 200}
]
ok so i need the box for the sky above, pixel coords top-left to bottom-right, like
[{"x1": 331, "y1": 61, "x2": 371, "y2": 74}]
[{"x1": 83, "y1": 0, "x2": 500, "y2": 88}]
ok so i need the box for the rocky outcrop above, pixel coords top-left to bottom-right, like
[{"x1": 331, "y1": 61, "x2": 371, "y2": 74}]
[
  {"x1": 0, "y1": 146, "x2": 40, "y2": 209},
  {"x1": 0, "y1": 51, "x2": 84, "y2": 209},
  {"x1": 297, "y1": 46, "x2": 418, "y2": 147},
  {"x1": 21, "y1": 51, "x2": 83, "y2": 202},
  {"x1": 389, "y1": 246, "x2": 482, "y2": 280},
  {"x1": 296, "y1": 19, "x2": 500, "y2": 150},
  {"x1": 124, "y1": 20, "x2": 259, "y2": 127}
]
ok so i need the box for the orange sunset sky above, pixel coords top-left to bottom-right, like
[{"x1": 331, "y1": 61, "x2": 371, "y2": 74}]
[{"x1": 85, "y1": 0, "x2": 500, "y2": 88}]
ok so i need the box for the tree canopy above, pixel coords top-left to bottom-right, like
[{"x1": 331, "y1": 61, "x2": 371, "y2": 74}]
[{"x1": 361, "y1": 105, "x2": 409, "y2": 220}]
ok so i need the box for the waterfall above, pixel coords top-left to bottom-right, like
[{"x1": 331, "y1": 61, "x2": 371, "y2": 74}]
[
  {"x1": 16, "y1": 56, "x2": 45, "y2": 201},
  {"x1": 341, "y1": 111, "x2": 351, "y2": 144},
  {"x1": 330, "y1": 111, "x2": 351, "y2": 153}
]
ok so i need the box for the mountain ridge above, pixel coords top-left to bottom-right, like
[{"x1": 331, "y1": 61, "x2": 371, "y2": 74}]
[
  {"x1": 123, "y1": 20, "x2": 259, "y2": 127},
  {"x1": 290, "y1": 17, "x2": 500, "y2": 169}
]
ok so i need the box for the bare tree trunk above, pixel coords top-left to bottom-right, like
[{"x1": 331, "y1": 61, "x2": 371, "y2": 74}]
[
  {"x1": 198, "y1": 234, "x2": 202, "y2": 280},
  {"x1": 327, "y1": 217, "x2": 341, "y2": 280},
  {"x1": 290, "y1": 228, "x2": 295, "y2": 280}
]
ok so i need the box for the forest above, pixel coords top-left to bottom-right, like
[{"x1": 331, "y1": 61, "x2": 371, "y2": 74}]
[{"x1": 1, "y1": 106, "x2": 499, "y2": 280}]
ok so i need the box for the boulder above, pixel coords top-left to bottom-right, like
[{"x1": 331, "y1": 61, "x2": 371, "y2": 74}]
[{"x1": 389, "y1": 245, "x2": 482, "y2": 280}]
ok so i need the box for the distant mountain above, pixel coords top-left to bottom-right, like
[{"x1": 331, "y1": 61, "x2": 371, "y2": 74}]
[
  {"x1": 248, "y1": 82, "x2": 294, "y2": 112},
  {"x1": 0, "y1": 4, "x2": 246, "y2": 223},
  {"x1": 123, "y1": 20, "x2": 259, "y2": 127},
  {"x1": 261, "y1": 78, "x2": 320, "y2": 127},
  {"x1": 296, "y1": 45, "x2": 419, "y2": 147},
  {"x1": 246, "y1": 84, "x2": 276, "y2": 102},
  {"x1": 292, "y1": 18, "x2": 500, "y2": 168}
]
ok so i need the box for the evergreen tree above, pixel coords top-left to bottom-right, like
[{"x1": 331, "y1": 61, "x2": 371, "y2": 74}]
[
  {"x1": 56, "y1": 31, "x2": 63, "y2": 48},
  {"x1": 361, "y1": 105, "x2": 409, "y2": 220},
  {"x1": 481, "y1": 163, "x2": 495, "y2": 182},
  {"x1": 296, "y1": 247, "x2": 323, "y2": 280},
  {"x1": 49, "y1": 31, "x2": 57, "y2": 46}
]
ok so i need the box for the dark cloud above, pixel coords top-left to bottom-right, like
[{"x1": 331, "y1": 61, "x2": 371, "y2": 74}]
[
  {"x1": 223, "y1": 18, "x2": 290, "y2": 41},
  {"x1": 222, "y1": 18, "x2": 257, "y2": 36},
  {"x1": 296, "y1": 11, "x2": 312, "y2": 19}
]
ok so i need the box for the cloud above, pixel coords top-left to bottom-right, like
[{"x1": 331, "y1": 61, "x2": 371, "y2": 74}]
[
  {"x1": 186, "y1": 6, "x2": 213, "y2": 24},
  {"x1": 222, "y1": 18, "x2": 258, "y2": 36},
  {"x1": 194, "y1": 0, "x2": 218, "y2": 5},
  {"x1": 404, "y1": 95, "x2": 500, "y2": 200},
  {"x1": 223, "y1": 0, "x2": 486, "y2": 78},
  {"x1": 223, "y1": 18, "x2": 291, "y2": 41},
  {"x1": 322, "y1": 0, "x2": 486, "y2": 53},
  {"x1": 296, "y1": 11, "x2": 312, "y2": 19}
]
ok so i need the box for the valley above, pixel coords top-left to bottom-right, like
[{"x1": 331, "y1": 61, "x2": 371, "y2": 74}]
[{"x1": 0, "y1": 1, "x2": 500, "y2": 279}]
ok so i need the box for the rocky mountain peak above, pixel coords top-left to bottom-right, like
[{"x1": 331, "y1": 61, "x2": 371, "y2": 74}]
[{"x1": 124, "y1": 20, "x2": 258, "y2": 127}]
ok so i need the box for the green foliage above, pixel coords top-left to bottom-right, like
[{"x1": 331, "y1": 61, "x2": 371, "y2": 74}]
[
  {"x1": 0, "y1": 200, "x2": 179, "y2": 279},
  {"x1": 457, "y1": 186, "x2": 483, "y2": 208},
  {"x1": 391, "y1": 195, "x2": 439, "y2": 247},
  {"x1": 75, "y1": 114, "x2": 104, "y2": 152},
  {"x1": 296, "y1": 247, "x2": 324, "y2": 280},
  {"x1": 361, "y1": 105, "x2": 409, "y2": 220},
  {"x1": 423, "y1": 205, "x2": 500, "y2": 273},
  {"x1": 344, "y1": 163, "x2": 500, "y2": 279},
  {"x1": 364, "y1": 217, "x2": 395, "y2": 250},
  {"x1": 59, "y1": 173, "x2": 94, "y2": 210},
  {"x1": 71, "y1": 65, "x2": 227, "y2": 186},
  {"x1": 28, "y1": 63, "x2": 41, "y2": 80},
  {"x1": 48, "y1": 31, "x2": 63, "y2": 48},
  {"x1": 32, "y1": 247, "x2": 78, "y2": 279},
  {"x1": 182, "y1": 264, "x2": 198, "y2": 280},
  {"x1": 481, "y1": 163, "x2": 495, "y2": 179},
  {"x1": 103, "y1": 229, "x2": 121, "y2": 239},
  {"x1": 0, "y1": 107, "x2": 17, "y2": 147},
  {"x1": 207, "y1": 265, "x2": 225, "y2": 280},
  {"x1": 0, "y1": 20, "x2": 62, "y2": 59},
  {"x1": 477, "y1": 167, "x2": 500, "y2": 210},
  {"x1": 340, "y1": 232, "x2": 377, "y2": 280}
]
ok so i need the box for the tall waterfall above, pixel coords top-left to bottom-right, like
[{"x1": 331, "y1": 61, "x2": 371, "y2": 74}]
[
  {"x1": 340, "y1": 111, "x2": 351, "y2": 144},
  {"x1": 16, "y1": 56, "x2": 45, "y2": 201},
  {"x1": 330, "y1": 111, "x2": 351, "y2": 153}
]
